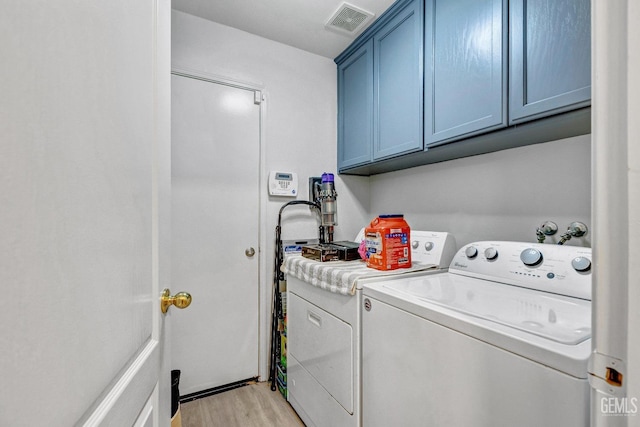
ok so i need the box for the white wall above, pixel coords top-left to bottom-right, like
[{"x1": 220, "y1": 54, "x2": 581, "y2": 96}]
[
  {"x1": 370, "y1": 134, "x2": 591, "y2": 248},
  {"x1": 171, "y1": 10, "x2": 370, "y2": 381}
]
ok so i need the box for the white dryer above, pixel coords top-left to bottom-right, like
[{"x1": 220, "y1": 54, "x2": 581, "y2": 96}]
[
  {"x1": 283, "y1": 231, "x2": 456, "y2": 427},
  {"x1": 361, "y1": 241, "x2": 592, "y2": 427}
]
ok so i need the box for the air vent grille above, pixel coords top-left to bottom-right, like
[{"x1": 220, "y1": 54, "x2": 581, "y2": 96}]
[{"x1": 326, "y1": 3, "x2": 374, "y2": 35}]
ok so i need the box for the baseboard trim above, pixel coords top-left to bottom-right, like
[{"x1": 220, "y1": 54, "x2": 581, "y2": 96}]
[{"x1": 179, "y1": 377, "x2": 260, "y2": 404}]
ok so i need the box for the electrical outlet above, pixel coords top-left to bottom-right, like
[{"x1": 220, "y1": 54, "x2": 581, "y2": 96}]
[{"x1": 309, "y1": 176, "x2": 321, "y2": 202}]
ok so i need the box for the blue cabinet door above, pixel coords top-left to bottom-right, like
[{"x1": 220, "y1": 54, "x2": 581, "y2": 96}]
[
  {"x1": 373, "y1": 0, "x2": 424, "y2": 160},
  {"x1": 509, "y1": 0, "x2": 591, "y2": 124},
  {"x1": 337, "y1": 40, "x2": 374, "y2": 170},
  {"x1": 424, "y1": 0, "x2": 507, "y2": 147}
]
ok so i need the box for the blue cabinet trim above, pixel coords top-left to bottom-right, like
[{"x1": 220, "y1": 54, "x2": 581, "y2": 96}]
[
  {"x1": 424, "y1": 0, "x2": 507, "y2": 147},
  {"x1": 337, "y1": 0, "x2": 423, "y2": 172},
  {"x1": 509, "y1": 0, "x2": 591, "y2": 123},
  {"x1": 373, "y1": 0, "x2": 424, "y2": 160},
  {"x1": 337, "y1": 40, "x2": 374, "y2": 169}
]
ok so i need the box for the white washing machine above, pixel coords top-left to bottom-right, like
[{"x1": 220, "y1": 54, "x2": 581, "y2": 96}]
[
  {"x1": 283, "y1": 231, "x2": 456, "y2": 427},
  {"x1": 361, "y1": 241, "x2": 592, "y2": 427}
]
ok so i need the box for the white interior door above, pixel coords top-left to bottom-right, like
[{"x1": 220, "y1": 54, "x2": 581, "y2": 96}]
[
  {"x1": 171, "y1": 73, "x2": 261, "y2": 395},
  {"x1": 0, "y1": 1, "x2": 171, "y2": 426}
]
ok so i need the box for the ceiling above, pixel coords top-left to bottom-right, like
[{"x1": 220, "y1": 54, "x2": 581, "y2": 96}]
[{"x1": 172, "y1": 0, "x2": 397, "y2": 59}]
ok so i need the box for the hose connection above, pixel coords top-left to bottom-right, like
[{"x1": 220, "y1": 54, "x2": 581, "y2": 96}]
[
  {"x1": 558, "y1": 222, "x2": 588, "y2": 245},
  {"x1": 536, "y1": 221, "x2": 558, "y2": 243}
]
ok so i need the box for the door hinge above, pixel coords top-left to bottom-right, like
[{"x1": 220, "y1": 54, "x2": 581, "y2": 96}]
[
  {"x1": 254, "y1": 90, "x2": 264, "y2": 105},
  {"x1": 588, "y1": 351, "x2": 627, "y2": 397}
]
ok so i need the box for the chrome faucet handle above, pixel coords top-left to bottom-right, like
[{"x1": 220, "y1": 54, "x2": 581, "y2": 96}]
[
  {"x1": 567, "y1": 221, "x2": 588, "y2": 237},
  {"x1": 558, "y1": 222, "x2": 588, "y2": 245},
  {"x1": 536, "y1": 221, "x2": 558, "y2": 243}
]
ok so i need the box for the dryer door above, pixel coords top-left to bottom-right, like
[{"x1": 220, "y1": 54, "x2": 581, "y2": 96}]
[{"x1": 288, "y1": 292, "x2": 353, "y2": 413}]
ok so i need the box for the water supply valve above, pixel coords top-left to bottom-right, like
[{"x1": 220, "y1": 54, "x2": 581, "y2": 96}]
[
  {"x1": 558, "y1": 221, "x2": 588, "y2": 245},
  {"x1": 536, "y1": 221, "x2": 558, "y2": 243}
]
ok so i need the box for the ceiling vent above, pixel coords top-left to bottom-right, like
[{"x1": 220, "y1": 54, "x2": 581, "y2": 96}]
[{"x1": 325, "y1": 3, "x2": 375, "y2": 36}]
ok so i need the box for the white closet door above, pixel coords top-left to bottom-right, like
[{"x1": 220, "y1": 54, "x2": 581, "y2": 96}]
[
  {"x1": 171, "y1": 74, "x2": 261, "y2": 394},
  {"x1": 0, "y1": 0, "x2": 171, "y2": 425}
]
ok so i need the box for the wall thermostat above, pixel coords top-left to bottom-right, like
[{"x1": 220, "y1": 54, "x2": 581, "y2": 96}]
[{"x1": 268, "y1": 171, "x2": 298, "y2": 197}]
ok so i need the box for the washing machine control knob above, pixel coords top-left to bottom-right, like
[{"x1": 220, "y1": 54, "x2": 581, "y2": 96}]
[
  {"x1": 412, "y1": 240, "x2": 419, "y2": 249},
  {"x1": 484, "y1": 247, "x2": 498, "y2": 260},
  {"x1": 424, "y1": 241, "x2": 434, "y2": 251},
  {"x1": 465, "y1": 246, "x2": 478, "y2": 259},
  {"x1": 571, "y1": 256, "x2": 591, "y2": 272},
  {"x1": 520, "y1": 248, "x2": 543, "y2": 266}
]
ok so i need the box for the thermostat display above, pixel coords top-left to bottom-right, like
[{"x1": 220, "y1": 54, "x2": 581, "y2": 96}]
[{"x1": 268, "y1": 171, "x2": 298, "y2": 197}]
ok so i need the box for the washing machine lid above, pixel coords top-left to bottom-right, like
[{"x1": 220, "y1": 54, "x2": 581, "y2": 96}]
[{"x1": 383, "y1": 273, "x2": 591, "y2": 345}]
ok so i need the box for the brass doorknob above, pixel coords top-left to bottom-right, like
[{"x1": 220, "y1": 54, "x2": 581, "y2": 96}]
[{"x1": 161, "y1": 288, "x2": 192, "y2": 314}]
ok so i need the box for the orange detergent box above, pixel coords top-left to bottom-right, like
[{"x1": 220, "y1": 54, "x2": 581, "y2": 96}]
[{"x1": 365, "y1": 215, "x2": 411, "y2": 271}]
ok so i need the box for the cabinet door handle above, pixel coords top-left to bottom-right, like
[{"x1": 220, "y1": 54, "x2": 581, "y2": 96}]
[{"x1": 307, "y1": 310, "x2": 322, "y2": 327}]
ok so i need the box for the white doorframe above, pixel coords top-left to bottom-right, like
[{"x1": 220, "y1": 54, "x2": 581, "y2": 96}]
[
  {"x1": 170, "y1": 66, "x2": 270, "y2": 382},
  {"x1": 591, "y1": 1, "x2": 640, "y2": 424}
]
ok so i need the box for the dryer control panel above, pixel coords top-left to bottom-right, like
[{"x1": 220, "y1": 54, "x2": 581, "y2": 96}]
[
  {"x1": 449, "y1": 241, "x2": 592, "y2": 300},
  {"x1": 410, "y1": 231, "x2": 457, "y2": 267}
]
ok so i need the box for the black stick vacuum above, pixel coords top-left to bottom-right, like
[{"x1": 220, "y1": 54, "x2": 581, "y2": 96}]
[{"x1": 269, "y1": 173, "x2": 338, "y2": 391}]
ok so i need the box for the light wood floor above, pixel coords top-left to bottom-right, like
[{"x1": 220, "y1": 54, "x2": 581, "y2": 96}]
[{"x1": 180, "y1": 381, "x2": 305, "y2": 427}]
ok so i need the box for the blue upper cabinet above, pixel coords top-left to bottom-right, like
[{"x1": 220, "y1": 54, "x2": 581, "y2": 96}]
[
  {"x1": 424, "y1": 0, "x2": 507, "y2": 146},
  {"x1": 373, "y1": 0, "x2": 424, "y2": 160},
  {"x1": 509, "y1": 0, "x2": 591, "y2": 124},
  {"x1": 336, "y1": 0, "x2": 590, "y2": 175},
  {"x1": 336, "y1": 0, "x2": 423, "y2": 171},
  {"x1": 337, "y1": 40, "x2": 373, "y2": 169}
]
